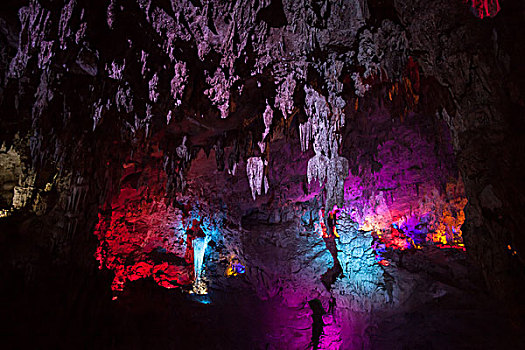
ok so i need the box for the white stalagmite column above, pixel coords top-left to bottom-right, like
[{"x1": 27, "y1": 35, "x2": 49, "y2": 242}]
[{"x1": 193, "y1": 235, "x2": 211, "y2": 281}]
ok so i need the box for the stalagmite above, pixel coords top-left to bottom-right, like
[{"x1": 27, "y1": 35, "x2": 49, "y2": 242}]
[{"x1": 193, "y1": 235, "x2": 211, "y2": 284}]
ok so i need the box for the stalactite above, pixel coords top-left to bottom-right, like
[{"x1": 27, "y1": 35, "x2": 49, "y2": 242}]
[
  {"x1": 115, "y1": 85, "x2": 134, "y2": 113},
  {"x1": 92, "y1": 100, "x2": 103, "y2": 131},
  {"x1": 75, "y1": 11, "x2": 87, "y2": 44},
  {"x1": 246, "y1": 156, "x2": 267, "y2": 200},
  {"x1": 204, "y1": 68, "x2": 236, "y2": 119},
  {"x1": 171, "y1": 61, "x2": 187, "y2": 106},
  {"x1": 299, "y1": 120, "x2": 313, "y2": 152},
  {"x1": 176, "y1": 136, "x2": 190, "y2": 161},
  {"x1": 275, "y1": 73, "x2": 296, "y2": 119},
  {"x1": 148, "y1": 73, "x2": 159, "y2": 102},
  {"x1": 106, "y1": 0, "x2": 116, "y2": 29},
  {"x1": 37, "y1": 41, "x2": 53, "y2": 69},
  {"x1": 58, "y1": 0, "x2": 75, "y2": 50},
  {"x1": 166, "y1": 110, "x2": 172, "y2": 125},
  {"x1": 258, "y1": 103, "x2": 273, "y2": 153},
  {"x1": 141, "y1": 50, "x2": 148, "y2": 75},
  {"x1": 8, "y1": 1, "x2": 50, "y2": 79}
]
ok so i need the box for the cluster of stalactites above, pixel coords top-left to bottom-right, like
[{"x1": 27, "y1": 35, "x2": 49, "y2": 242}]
[
  {"x1": 275, "y1": 73, "x2": 297, "y2": 119},
  {"x1": 245, "y1": 102, "x2": 273, "y2": 200},
  {"x1": 301, "y1": 82, "x2": 349, "y2": 211},
  {"x1": 246, "y1": 156, "x2": 268, "y2": 200}
]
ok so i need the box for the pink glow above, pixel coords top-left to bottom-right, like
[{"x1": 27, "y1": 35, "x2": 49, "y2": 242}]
[{"x1": 467, "y1": 0, "x2": 501, "y2": 18}]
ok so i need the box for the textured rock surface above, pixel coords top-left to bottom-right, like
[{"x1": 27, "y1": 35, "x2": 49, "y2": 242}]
[{"x1": 1, "y1": 0, "x2": 524, "y2": 349}]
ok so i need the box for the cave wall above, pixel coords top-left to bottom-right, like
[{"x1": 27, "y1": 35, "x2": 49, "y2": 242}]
[{"x1": 1, "y1": 0, "x2": 524, "y2": 349}]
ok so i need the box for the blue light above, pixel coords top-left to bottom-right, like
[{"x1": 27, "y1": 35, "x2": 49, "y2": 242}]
[
  {"x1": 189, "y1": 293, "x2": 212, "y2": 304},
  {"x1": 193, "y1": 236, "x2": 210, "y2": 279},
  {"x1": 233, "y1": 262, "x2": 245, "y2": 274}
]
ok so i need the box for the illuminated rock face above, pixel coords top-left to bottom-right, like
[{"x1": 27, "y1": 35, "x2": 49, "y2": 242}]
[
  {"x1": 340, "y1": 110, "x2": 467, "y2": 255},
  {"x1": 335, "y1": 212, "x2": 385, "y2": 303},
  {"x1": 94, "y1": 183, "x2": 193, "y2": 292}
]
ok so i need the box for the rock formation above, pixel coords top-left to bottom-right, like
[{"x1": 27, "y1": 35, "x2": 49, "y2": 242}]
[{"x1": 0, "y1": 0, "x2": 524, "y2": 348}]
